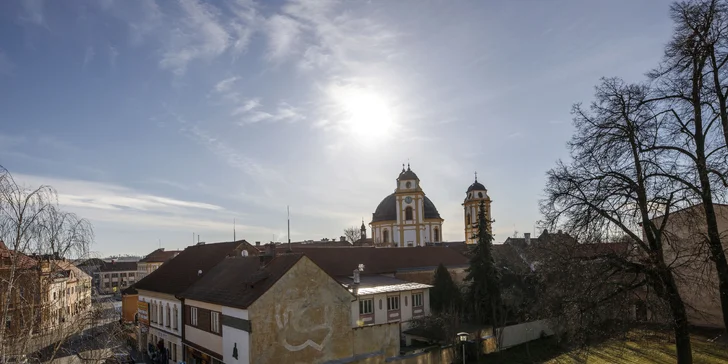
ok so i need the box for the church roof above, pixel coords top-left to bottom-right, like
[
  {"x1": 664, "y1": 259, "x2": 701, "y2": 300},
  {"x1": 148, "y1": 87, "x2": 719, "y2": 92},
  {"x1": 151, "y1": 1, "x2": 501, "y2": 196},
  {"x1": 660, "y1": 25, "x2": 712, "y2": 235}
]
[
  {"x1": 398, "y1": 167, "x2": 419, "y2": 180},
  {"x1": 372, "y1": 193, "x2": 442, "y2": 223},
  {"x1": 466, "y1": 180, "x2": 486, "y2": 193}
]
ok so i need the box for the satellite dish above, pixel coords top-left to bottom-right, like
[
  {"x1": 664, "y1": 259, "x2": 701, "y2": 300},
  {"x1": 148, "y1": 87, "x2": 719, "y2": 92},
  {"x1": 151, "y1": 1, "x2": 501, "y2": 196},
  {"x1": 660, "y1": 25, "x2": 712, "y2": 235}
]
[{"x1": 242, "y1": 250, "x2": 249, "y2": 257}]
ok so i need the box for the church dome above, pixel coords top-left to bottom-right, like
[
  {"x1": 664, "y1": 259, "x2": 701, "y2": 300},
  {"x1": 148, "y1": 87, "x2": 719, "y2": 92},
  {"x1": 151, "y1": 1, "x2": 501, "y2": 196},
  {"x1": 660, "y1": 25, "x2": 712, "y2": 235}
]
[
  {"x1": 372, "y1": 193, "x2": 442, "y2": 223},
  {"x1": 398, "y1": 168, "x2": 419, "y2": 180},
  {"x1": 466, "y1": 180, "x2": 486, "y2": 192}
]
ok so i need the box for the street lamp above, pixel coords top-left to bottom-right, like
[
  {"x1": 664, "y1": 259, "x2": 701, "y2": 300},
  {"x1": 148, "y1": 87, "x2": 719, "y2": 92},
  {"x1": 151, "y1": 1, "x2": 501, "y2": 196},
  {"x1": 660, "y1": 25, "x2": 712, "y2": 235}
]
[{"x1": 457, "y1": 332, "x2": 469, "y2": 364}]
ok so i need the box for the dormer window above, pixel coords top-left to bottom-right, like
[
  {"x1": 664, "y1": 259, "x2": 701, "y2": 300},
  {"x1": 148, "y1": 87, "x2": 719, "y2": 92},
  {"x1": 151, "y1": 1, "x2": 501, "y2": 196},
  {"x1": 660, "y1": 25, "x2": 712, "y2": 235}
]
[
  {"x1": 478, "y1": 192, "x2": 483, "y2": 198},
  {"x1": 406, "y1": 181, "x2": 412, "y2": 189}
]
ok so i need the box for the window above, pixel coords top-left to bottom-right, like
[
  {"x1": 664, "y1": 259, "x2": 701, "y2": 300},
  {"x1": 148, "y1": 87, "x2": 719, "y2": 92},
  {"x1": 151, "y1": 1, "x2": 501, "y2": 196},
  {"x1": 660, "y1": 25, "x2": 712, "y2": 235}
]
[
  {"x1": 359, "y1": 299, "x2": 373, "y2": 315},
  {"x1": 379, "y1": 299, "x2": 382, "y2": 310},
  {"x1": 121, "y1": 273, "x2": 127, "y2": 277},
  {"x1": 172, "y1": 343, "x2": 177, "y2": 362},
  {"x1": 478, "y1": 192, "x2": 483, "y2": 198},
  {"x1": 434, "y1": 228, "x2": 439, "y2": 242},
  {"x1": 383, "y1": 230, "x2": 389, "y2": 243},
  {"x1": 211, "y1": 312, "x2": 220, "y2": 334},
  {"x1": 111, "y1": 273, "x2": 118, "y2": 278},
  {"x1": 405, "y1": 296, "x2": 408, "y2": 306},
  {"x1": 191, "y1": 307, "x2": 198, "y2": 326},
  {"x1": 128, "y1": 273, "x2": 135, "y2": 277},
  {"x1": 166, "y1": 305, "x2": 171, "y2": 327},
  {"x1": 412, "y1": 293, "x2": 423, "y2": 307},
  {"x1": 53, "y1": 292, "x2": 56, "y2": 300},
  {"x1": 159, "y1": 304, "x2": 163, "y2": 326},
  {"x1": 466, "y1": 213, "x2": 471, "y2": 225},
  {"x1": 387, "y1": 296, "x2": 400, "y2": 311},
  {"x1": 104, "y1": 283, "x2": 110, "y2": 288},
  {"x1": 405, "y1": 206, "x2": 413, "y2": 221},
  {"x1": 151, "y1": 302, "x2": 155, "y2": 323},
  {"x1": 173, "y1": 305, "x2": 178, "y2": 330}
]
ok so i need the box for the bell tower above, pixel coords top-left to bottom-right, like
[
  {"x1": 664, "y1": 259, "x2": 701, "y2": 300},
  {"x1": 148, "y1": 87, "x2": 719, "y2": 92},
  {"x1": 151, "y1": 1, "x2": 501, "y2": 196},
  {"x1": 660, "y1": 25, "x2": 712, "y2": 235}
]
[
  {"x1": 463, "y1": 172, "x2": 492, "y2": 244},
  {"x1": 360, "y1": 219, "x2": 367, "y2": 240}
]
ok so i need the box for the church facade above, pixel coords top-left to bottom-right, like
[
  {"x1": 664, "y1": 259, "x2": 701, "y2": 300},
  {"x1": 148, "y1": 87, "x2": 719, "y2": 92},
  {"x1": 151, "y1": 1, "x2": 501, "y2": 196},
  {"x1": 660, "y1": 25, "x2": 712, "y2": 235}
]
[{"x1": 369, "y1": 165, "x2": 492, "y2": 247}]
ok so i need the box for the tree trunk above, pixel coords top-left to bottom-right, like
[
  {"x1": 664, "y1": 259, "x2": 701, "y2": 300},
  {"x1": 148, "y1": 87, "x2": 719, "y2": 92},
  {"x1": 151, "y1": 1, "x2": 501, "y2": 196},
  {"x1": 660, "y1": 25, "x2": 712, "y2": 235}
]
[
  {"x1": 663, "y1": 270, "x2": 693, "y2": 364},
  {"x1": 700, "y1": 200, "x2": 728, "y2": 330}
]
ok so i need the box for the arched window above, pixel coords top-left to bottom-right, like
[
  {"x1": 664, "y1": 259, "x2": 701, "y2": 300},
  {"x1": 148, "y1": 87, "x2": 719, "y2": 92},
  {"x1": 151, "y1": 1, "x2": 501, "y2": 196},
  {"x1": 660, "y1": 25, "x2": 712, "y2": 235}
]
[
  {"x1": 405, "y1": 206, "x2": 413, "y2": 221},
  {"x1": 434, "y1": 228, "x2": 439, "y2": 242},
  {"x1": 466, "y1": 213, "x2": 471, "y2": 225},
  {"x1": 383, "y1": 230, "x2": 389, "y2": 243}
]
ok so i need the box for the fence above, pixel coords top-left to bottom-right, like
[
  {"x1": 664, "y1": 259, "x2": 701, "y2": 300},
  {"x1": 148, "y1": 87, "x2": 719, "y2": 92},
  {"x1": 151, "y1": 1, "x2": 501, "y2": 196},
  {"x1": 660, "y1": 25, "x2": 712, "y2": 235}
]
[{"x1": 494, "y1": 319, "x2": 553, "y2": 349}]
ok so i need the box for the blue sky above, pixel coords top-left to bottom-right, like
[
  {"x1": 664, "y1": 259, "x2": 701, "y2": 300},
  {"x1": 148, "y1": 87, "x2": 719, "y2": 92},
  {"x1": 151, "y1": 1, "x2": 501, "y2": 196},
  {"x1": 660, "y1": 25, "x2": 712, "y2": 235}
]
[{"x1": 0, "y1": 0, "x2": 675, "y2": 257}]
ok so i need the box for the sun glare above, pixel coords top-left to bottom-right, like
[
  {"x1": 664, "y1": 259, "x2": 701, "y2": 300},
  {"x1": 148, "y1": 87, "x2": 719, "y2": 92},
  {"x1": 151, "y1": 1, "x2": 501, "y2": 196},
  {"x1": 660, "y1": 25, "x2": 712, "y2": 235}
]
[{"x1": 332, "y1": 85, "x2": 397, "y2": 144}]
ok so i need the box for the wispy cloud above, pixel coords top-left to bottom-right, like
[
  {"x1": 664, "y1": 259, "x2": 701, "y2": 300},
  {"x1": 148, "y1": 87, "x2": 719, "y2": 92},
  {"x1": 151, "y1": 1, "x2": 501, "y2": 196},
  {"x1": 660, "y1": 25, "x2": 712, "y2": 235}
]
[
  {"x1": 0, "y1": 50, "x2": 14, "y2": 76},
  {"x1": 213, "y1": 76, "x2": 239, "y2": 93},
  {"x1": 237, "y1": 101, "x2": 305, "y2": 124},
  {"x1": 108, "y1": 45, "x2": 119, "y2": 68},
  {"x1": 231, "y1": 98, "x2": 261, "y2": 115},
  {"x1": 20, "y1": 0, "x2": 45, "y2": 26},
  {"x1": 265, "y1": 14, "x2": 302, "y2": 61},
  {"x1": 159, "y1": 0, "x2": 232, "y2": 75},
  {"x1": 83, "y1": 46, "x2": 95, "y2": 68}
]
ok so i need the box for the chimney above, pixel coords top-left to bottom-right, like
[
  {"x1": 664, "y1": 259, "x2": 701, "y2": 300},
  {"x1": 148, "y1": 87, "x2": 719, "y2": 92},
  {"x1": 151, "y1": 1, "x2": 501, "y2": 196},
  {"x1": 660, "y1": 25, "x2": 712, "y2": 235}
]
[
  {"x1": 255, "y1": 241, "x2": 260, "y2": 246},
  {"x1": 524, "y1": 233, "x2": 531, "y2": 245},
  {"x1": 340, "y1": 236, "x2": 346, "y2": 242}
]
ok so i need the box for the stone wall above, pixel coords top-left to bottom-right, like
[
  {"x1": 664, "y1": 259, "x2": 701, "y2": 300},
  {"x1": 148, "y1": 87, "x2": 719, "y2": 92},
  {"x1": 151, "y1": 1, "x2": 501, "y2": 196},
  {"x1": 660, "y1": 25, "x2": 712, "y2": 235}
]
[{"x1": 248, "y1": 256, "x2": 356, "y2": 364}]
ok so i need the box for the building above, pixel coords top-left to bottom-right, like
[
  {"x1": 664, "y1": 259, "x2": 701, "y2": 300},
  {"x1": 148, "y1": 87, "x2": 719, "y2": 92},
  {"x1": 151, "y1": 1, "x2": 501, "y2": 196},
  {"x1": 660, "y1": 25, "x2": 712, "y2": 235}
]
[
  {"x1": 369, "y1": 165, "x2": 494, "y2": 247},
  {"x1": 463, "y1": 174, "x2": 492, "y2": 244},
  {"x1": 178, "y1": 253, "x2": 400, "y2": 364},
  {"x1": 370, "y1": 165, "x2": 444, "y2": 247},
  {"x1": 137, "y1": 248, "x2": 182, "y2": 282},
  {"x1": 134, "y1": 240, "x2": 256, "y2": 364},
  {"x1": 0, "y1": 242, "x2": 92, "y2": 355},
  {"x1": 95, "y1": 260, "x2": 138, "y2": 295},
  {"x1": 651, "y1": 203, "x2": 728, "y2": 329}
]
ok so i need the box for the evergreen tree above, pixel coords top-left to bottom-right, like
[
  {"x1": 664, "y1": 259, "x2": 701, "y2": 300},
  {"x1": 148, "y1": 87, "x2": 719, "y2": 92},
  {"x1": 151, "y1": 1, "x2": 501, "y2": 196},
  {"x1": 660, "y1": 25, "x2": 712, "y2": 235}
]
[
  {"x1": 430, "y1": 263, "x2": 462, "y2": 313},
  {"x1": 464, "y1": 200, "x2": 501, "y2": 325}
]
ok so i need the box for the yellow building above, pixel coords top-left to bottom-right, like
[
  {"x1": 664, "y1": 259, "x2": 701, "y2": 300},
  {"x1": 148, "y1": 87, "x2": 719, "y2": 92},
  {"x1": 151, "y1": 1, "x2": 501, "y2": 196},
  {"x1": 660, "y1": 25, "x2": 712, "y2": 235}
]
[
  {"x1": 463, "y1": 174, "x2": 492, "y2": 244},
  {"x1": 369, "y1": 166, "x2": 492, "y2": 247},
  {"x1": 370, "y1": 165, "x2": 444, "y2": 247}
]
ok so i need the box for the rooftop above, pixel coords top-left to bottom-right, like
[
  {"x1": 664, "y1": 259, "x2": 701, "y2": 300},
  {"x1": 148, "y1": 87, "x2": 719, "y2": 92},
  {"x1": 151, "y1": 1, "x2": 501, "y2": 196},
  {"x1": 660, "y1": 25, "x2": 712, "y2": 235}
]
[
  {"x1": 284, "y1": 246, "x2": 469, "y2": 277},
  {"x1": 339, "y1": 275, "x2": 432, "y2": 295},
  {"x1": 139, "y1": 248, "x2": 182, "y2": 263},
  {"x1": 180, "y1": 253, "x2": 304, "y2": 309},
  {"x1": 134, "y1": 240, "x2": 246, "y2": 295}
]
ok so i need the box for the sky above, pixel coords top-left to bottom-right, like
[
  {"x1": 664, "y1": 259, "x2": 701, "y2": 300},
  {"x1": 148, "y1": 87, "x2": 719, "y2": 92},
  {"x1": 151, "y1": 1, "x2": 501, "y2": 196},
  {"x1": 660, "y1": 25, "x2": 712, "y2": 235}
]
[{"x1": 0, "y1": 0, "x2": 676, "y2": 257}]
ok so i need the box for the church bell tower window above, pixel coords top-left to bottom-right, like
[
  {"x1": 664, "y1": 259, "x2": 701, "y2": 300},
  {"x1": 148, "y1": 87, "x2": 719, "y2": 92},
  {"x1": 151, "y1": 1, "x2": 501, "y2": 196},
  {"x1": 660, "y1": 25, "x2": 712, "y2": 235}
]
[
  {"x1": 434, "y1": 228, "x2": 439, "y2": 242},
  {"x1": 405, "y1": 206, "x2": 413, "y2": 221},
  {"x1": 383, "y1": 230, "x2": 389, "y2": 243}
]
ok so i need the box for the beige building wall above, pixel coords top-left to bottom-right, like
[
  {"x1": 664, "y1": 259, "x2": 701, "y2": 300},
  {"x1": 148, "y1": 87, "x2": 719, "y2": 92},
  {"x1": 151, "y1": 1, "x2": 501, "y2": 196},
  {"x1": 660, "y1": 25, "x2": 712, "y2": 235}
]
[
  {"x1": 248, "y1": 256, "x2": 356, "y2": 364},
  {"x1": 654, "y1": 204, "x2": 728, "y2": 328}
]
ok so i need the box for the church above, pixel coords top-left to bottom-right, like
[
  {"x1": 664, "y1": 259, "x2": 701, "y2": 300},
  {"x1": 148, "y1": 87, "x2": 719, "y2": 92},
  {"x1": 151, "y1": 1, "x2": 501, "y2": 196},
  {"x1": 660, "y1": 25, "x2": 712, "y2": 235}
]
[{"x1": 365, "y1": 164, "x2": 492, "y2": 247}]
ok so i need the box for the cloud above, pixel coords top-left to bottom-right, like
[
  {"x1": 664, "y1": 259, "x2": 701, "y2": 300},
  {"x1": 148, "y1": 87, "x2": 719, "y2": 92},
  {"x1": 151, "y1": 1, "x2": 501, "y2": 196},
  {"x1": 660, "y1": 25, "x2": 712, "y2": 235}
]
[
  {"x1": 0, "y1": 51, "x2": 14, "y2": 76},
  {"x1": 265, "y1": 14, "x2": 302, "y2": 61},
  {"x1": 159, "y1": 0, "x2": 232, "y2": 75},
  {"x1": 20, "y1": 0, "x2": 45, "y2": 26},
  {"x1": 231, "y1": 98, "x2": 261, "y2": 115},
  {"x1": 108, "y1": 45, "x2": 119, "y2": 68},
  {"x1": 83, "y1": 46, "x2": 95, "y2": 67},
  {"x1": 236, "y1": 101, "x2": 305, "y2": 124},
  {"x1": 213, "y1": 76, "x2": 239, "y2": 93}
]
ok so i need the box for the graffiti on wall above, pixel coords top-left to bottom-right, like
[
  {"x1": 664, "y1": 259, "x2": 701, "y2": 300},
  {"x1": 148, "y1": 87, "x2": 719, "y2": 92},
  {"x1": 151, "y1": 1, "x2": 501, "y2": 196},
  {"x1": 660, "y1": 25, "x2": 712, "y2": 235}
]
[{"x1": 275, "y1": 302, "x2": 333, "y2": 352}]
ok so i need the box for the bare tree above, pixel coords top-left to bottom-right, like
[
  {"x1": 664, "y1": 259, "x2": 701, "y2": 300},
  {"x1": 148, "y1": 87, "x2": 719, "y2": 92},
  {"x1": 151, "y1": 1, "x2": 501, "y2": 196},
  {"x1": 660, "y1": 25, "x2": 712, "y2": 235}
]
[
  {"x1": 541, "y1": 78, "x2": 699, "y2": 363},
  {"x1": 647, "y1": 0, "x2": 728, "y2": 331},
  {"x1": 343, "y1": 226, "x2": 361, "y2": 244},
  {"x1": 0, "y1": 166, "x2": 127, "y2": 363}
]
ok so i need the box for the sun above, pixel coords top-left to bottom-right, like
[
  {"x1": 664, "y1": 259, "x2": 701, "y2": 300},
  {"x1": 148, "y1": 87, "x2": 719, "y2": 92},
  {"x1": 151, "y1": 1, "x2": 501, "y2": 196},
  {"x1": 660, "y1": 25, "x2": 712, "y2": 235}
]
[{"x1": 329, "y1": 84, "x2": 398, "y2": 144}]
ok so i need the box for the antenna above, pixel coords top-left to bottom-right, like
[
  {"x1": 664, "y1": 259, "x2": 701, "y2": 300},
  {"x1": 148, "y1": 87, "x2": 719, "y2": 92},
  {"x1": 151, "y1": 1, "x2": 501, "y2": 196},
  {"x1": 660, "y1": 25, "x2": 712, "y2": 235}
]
[
  {"x1": 192, "y1": 232, "x2": 195, "y2": 245},
  {"x1": 287, "y1": 205, "x2": 291, "y2": 251}
]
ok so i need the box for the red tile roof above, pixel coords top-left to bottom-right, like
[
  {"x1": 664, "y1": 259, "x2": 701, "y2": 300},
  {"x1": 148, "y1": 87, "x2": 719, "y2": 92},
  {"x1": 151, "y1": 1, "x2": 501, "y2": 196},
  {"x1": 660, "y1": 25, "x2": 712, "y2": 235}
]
[
  {"x1": 139, "y1": 248, "x2": 182, "y2": 263},
  {"x1": 180, "y1": 253, "x2": 305, "y2": 309},
  {"x1": 0, "y1": 241, "x2": 38, "y2": 269},
  {"x1": 134, "y1": 241, "x2": 246, "y2": 295},
  {"x1": 286, "y1": 246, "x2": 469, "y2": 277}
]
